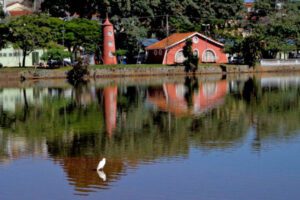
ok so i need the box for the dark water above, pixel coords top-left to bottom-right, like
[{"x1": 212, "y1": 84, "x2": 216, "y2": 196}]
[{"x1": 1, "y1": 75, "x2": 300, "y2": 200}]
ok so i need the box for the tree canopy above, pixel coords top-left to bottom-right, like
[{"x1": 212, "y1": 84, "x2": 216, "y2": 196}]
[
  {"x1": 4, "y1": 14, "x2": 101, "y2": 67},
  {"x1": 41, "y1": 0, "x2": 244, "y2": 62},
  {"x1": 7, "y1": 14, "x2": 53, "y2": 67},
  {"x1": 248, "y1": 0, "x2": 300, "y2": 59}
]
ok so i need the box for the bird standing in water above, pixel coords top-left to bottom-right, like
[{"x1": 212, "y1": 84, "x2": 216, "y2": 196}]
[{"x1": 97, "y1": 158, "x2": 106, "y2": 171}]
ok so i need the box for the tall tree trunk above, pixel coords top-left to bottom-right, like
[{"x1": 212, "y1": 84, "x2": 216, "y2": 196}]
[{"x1": 22, "y1": 49, "x2": 27, "y2": 68}]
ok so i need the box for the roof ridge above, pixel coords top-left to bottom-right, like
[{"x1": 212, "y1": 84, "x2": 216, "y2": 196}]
[{"x1": 146, "y1": 32, "x2": 223, "y2": 50}]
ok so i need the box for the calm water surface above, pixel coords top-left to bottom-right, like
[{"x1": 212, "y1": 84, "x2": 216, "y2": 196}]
[{"x1": 1, "y1": 75, "x2": 300, "y2": 200}]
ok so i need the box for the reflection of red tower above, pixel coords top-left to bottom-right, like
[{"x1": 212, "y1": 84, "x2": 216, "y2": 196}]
[
  {"x1": 104, "y1": 86, "x2": 118, "y2": 136},
  {"x1": 103, "y1": 16, "x2": 117, "y2": 65}
]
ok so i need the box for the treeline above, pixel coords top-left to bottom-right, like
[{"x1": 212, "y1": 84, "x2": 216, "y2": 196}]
[
  {"x1": 227, "y1": 0, "x2": 300, "y2": 66},
  {"x1": 1, "y1": 0, "x2": 300, "y2": 66},
  {"x1": 0, "y1": 15, "x2": 100, "y2": 67},
  {"x1": 40, "y1": 0, "x2": 244, "y2": 62}
]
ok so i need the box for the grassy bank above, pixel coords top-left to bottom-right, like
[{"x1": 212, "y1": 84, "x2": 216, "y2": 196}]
[
  {"x1": 0, "y1": 63, "x2": 228, "y2": 71},
  {"x1": 3, "y1": 63, "x2": 300, "y2": 81}
]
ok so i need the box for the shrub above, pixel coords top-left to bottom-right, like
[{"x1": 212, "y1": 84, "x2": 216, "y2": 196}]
[{"x1": 67, "y1": 57, "x2": 90, "y2": 86}]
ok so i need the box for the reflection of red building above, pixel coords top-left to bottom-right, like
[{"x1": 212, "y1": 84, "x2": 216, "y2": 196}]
[
  {"x1": 193, "y1": 81, "x2": 228, "y2": 113},
  {"x1": 147, "y1": 80, "x2": 228, "y2": 116},
  {"x1": 104, "y1": 86, "x2": 118, "y2": 135}
]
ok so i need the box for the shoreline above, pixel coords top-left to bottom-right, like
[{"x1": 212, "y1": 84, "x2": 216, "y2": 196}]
[{"x1": 1, "y1": 65, "x2": 300, "y2": 81}]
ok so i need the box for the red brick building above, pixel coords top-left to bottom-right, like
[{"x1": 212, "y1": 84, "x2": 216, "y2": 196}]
[{"x1": 145, "y1": 32, "x2": 227, "y2": 65}]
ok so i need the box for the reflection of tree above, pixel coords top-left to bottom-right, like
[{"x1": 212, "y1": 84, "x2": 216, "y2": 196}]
[
  {"x1": 21, "y1": 89, "x2": 29, "y2": 122},
  {"x1": 184, "y1": 76, "x2": 198, "y2": 107},
  {"x1": 2, "y1": 77, "x2": 300, "y2": 193}
]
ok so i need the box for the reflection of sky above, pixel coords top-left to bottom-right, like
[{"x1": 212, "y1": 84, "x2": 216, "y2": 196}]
[
  {"x1": 2, "y1": 75, "x2": 300, "y2": 199},
  {"x1": 1, "y1": 133, "x2": 300, "y2": 200}
]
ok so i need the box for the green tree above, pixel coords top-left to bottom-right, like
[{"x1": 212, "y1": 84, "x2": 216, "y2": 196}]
[
  {"x1": 41, "y1": 42, "x2": 71, "y2": 67},
  {"x1": 242, "y1": 36, "x2": 261, "y2": 67},
  {"x1": 248, "y1": 0, "x2": 300, "y2": 59},
  {"x1": 41, "y1": 0, "x2": 101, "y2": 18},
  {"x1": 63, "y1": 18, "x2": 101, "y2": 61},
  {"x1": 0, "y1": 22, "x2": 8, "y2": 50},
  {"x1": 41, "y1": 0, "x2": 244, "y2": 62},
  {"x1": 183, "y1": 39, "x2": 198, "y2": 72},
  {"x1": 8, "y1": 15, "x2": 52, "y2": 67}
]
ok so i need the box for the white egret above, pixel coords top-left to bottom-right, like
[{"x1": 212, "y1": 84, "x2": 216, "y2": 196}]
[{"x1": 97, "y1": 158, "x2": 106, "y2": 171}]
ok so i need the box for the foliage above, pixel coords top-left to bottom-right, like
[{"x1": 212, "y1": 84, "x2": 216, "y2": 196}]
[
  {"x1": 41, "y1": 0, "x2": 101, "y2": 18},
  {"x1": 67, "y1": 57, "x2": 90, "y2": 86},
  {"x1": 113, "y1": 49, "x2": 127, "y2": 57},
  {"x1": 63, "y1": 18, "x2": 101, "y2": 60},
  {"x1": 5, "y1": 14, "x2": 100, "y2": 67},
  {"x1": 7, "y1": 14, "x2": 53, "y2": 67},
  {"x1": 247, "y1": 0, "x2": 300, "y2": 59},
  {"x1": 183, "y1": 39, "x2": 198, "y2": 72},
  {"x1": 41, "y1": 43, "x2": 71, "y2": 67},
  {"x1": 241, "y1": 36, "x2": 262, "y2": 67},
  {"x1": 0, "y1": 22, "x2": 8, "y2": 49},
  {"x1": 41, "y1": 0, "x2": 244, "y2": 62}
]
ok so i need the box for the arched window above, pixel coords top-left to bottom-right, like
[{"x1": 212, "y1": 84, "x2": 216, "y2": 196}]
[
  {"x1": 203, "y1": 50, "x2": 217, "y2": 63},
  {"x1": 175, "y1": 50, "x2": 186, "y2": 63}
]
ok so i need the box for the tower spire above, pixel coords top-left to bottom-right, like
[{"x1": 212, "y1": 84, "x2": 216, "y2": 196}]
[{"x1": 102, "y1": 15, "x2": 117, "y2": 65}]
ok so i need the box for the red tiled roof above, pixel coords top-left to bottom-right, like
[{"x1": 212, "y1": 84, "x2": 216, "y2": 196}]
[
  {"x1": 244, "y1": 2, "x2": 254, "y2": 8},
  {"x1": 146, "y1": 32, "x2": 224, "y2": 50},
  {"x1": 8, "y1": 10, "x2": 33, "y2": 16}
]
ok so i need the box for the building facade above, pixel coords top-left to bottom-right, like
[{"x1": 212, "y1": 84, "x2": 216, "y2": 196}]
[
  {"x1": 145, "y1": 32, "x2": 228, "y2": 65},
  {"x1": 1, "y1": 0, "x2": 43, "y2": 16},
  {"x1": 0, "y1": 45, "x2": 44, "y2": 67}
]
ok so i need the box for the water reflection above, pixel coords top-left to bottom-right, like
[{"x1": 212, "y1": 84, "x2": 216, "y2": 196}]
[
  {"x1": 147, "y1": 78, "x2": 227, "y2": 116},
  {"x1": 97, "y1": 170, "x2": 106, "y2": 182},
  {"x1": 1, "y1": 75, "x2": 300, "y2": 197}
]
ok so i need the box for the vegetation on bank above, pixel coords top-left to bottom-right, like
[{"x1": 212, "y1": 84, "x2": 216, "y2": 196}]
[
  {"x1": 0, "y1": 1, "x2": 300, "y2": 69},
  {"x1": 0, "y1": 14, "x2": 100, "y2": 67}
]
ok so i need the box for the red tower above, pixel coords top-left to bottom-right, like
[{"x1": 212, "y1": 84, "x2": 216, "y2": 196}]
[{"x1": 102, "y1": 16, "x2": 117, "y2": 65}]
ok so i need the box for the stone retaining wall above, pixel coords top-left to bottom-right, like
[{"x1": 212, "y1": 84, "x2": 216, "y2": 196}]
[{"x1": 1, "y1": 65, "x2": 300, "y2": 81}]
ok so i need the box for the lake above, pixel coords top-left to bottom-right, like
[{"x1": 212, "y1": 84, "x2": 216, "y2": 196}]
[{"x1": 1, "y1": 74, "x2": 300, "y2": 200}]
